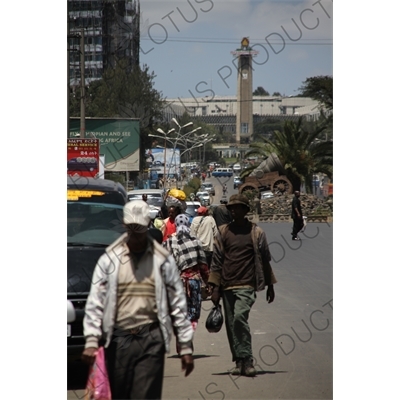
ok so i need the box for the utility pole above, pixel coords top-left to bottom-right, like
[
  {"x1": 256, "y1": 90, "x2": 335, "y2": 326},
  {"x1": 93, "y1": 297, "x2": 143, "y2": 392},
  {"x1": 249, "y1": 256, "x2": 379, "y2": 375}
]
[
  {"x1": 67, "y1": 17, "x2": 70, "y2": 138},
  {"x1": 80, "y1": 28, "x2": 85, "y2": 138},
  {"x1": 164, "y1": 137, "x2": 167, "y2": 183}
]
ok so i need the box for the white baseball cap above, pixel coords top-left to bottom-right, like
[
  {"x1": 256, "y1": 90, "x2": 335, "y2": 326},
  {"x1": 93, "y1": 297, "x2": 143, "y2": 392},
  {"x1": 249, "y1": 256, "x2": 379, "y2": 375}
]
[{"x1": 123, "y1": 201, "x2": 151, "y2": 226}]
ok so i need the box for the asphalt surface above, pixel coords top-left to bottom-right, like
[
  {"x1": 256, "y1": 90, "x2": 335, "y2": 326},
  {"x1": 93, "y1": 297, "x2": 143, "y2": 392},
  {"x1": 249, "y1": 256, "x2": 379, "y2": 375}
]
[{"x1": 67, "y1": 176, "x2": 333, "y2": 399}]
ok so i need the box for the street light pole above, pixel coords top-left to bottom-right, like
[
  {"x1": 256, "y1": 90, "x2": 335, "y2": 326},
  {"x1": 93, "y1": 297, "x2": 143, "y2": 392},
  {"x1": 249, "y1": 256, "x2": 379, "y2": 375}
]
[
  {"x1": 67, "y1": 18, "x2": 70, "y2": 138},
  {"x1": 152, "y1": 122, "x2": 204, "y2": 186},
  {"x1": 156, "y1": 128, "x2": 175, "y2": 186},
  {"x1": 164, "y1": 136, "x2": 166, "y2": 181}
]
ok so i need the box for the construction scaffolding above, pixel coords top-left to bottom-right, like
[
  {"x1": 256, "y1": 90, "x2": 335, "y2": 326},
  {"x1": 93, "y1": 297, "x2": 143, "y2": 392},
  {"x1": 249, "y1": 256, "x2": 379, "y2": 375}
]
[{"x1": 68, "y1": 0, "x2": 140, "y2": 88}]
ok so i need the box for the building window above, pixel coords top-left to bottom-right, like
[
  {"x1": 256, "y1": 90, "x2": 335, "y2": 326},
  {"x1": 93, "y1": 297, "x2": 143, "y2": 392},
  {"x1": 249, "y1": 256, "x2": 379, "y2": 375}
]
[{"x1": 241, "y1": 123, "x2": 248, "y2": 134}]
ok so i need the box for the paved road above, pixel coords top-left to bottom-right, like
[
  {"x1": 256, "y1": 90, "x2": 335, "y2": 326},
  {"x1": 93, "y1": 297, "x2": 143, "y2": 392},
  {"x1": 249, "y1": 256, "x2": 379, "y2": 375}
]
[
  {"x1": 207, "y1": 175, "x2": 235, "y2": 204},
  {"x1": 68, "y1": 221, "x2": 333, "y2": 400}
]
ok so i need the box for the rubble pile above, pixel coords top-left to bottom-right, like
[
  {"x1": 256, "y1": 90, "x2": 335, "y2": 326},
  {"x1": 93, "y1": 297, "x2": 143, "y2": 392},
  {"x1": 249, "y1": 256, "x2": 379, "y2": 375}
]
[{"x1": 257, "y1": 194, "x2": 332, "y2": 216}]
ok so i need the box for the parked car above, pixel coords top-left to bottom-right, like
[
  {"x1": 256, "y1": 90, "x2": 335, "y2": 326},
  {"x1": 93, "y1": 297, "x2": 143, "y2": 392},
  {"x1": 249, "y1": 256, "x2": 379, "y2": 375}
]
[
  {"x1": 201, "y1": 182, "x2": 215, "y2": 196},
  {"x1": 185, "y1": 201, "x2": 202, "y2": 224},
  {"x1": 233, "y1": 176, "x2": 243, "y2": 189},
  {"x1": 196, "y1": 191, "x2": 211, "y2": 206},
  {"x1": 127, "y1": 189, "x2": 165, "y2": 220},
  {"x1": 67, "y1": 176, "x2": 128, "y2": 362},
  {"x1": 260, "y1": 190, "x2": 274, "y2": 199}
]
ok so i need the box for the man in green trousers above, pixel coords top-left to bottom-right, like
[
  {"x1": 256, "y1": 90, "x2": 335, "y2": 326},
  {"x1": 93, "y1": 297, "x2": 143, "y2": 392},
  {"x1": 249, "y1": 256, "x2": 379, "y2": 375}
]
[{"x1": 207, "y1": 194, "x2": 277, "y2": 377}]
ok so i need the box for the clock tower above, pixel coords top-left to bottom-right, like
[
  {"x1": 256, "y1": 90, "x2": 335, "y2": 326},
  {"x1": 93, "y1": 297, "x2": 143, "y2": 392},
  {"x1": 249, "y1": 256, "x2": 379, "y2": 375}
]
[{"x1": 231, "y1": 38, "x2": 258, "y2": 145}]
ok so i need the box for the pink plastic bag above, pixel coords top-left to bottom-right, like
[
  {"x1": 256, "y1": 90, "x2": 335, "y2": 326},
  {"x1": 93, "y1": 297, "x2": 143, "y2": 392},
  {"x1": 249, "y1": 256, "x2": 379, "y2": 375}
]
[{"x1": 84, "y1": 347, "x2": 112, "y2": 400}]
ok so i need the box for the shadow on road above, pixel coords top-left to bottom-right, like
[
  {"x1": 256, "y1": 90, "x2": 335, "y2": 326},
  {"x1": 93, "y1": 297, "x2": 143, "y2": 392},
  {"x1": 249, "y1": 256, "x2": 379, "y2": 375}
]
[
  {"x1": 211, "y1": 370, "x2": 287, "y2": 376},
  {"x1": 167, "y1": 354, "x2": 219, "y2": 360}
]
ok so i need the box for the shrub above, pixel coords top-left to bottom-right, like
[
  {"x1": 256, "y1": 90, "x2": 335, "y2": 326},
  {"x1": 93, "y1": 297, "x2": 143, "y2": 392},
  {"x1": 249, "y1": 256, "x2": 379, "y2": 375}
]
[{"x1": 183, "y1": 177, "x2": 201, "y2": 199}]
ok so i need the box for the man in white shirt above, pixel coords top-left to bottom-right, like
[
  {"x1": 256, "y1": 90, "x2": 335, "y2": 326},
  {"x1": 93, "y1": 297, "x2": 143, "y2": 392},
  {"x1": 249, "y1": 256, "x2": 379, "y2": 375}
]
[
  {"x1": 190, "y1": 206, "x2": 218, "y2": 267},
  {"x1": 82, "y1": 201, "x2": 194, "y2": 399}
]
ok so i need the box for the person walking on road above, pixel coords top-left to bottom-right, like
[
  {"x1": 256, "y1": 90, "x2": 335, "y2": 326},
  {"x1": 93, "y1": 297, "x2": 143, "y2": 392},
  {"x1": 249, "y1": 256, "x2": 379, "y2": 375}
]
[
  {"x1": 161, "y1": 205, "x2": 181, "y2": 242},
  {"x1": 163, "y1": 214, "x2": 209, "y2": 335},
  {"x1": 190, "y1": 206, "x2": 218, "y2": 267},
  {"x1": 291, "y1": 190, "x2": 303, "y2": 240},
  {"x1": 81, "y1": 201, "x2": 194, "y2": 400},
  {"x1": 212, "y1": 197, "x2": 233, "y2": 229},
  {"x1": 207, "y1": 194, "x2": 277, "y2": 377}
]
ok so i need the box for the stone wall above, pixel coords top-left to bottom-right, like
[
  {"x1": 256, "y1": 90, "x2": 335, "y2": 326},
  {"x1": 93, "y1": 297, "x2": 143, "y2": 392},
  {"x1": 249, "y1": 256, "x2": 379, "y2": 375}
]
[{"x1": 249, "y1": 193, "x2": 333, "y2": 223}]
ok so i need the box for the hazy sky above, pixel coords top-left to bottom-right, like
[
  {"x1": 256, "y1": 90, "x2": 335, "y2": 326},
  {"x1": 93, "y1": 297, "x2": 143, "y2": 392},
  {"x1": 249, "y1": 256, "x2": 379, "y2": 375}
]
[{"x1": 139, "y1": 0, "x2": 333, "y2": 99}]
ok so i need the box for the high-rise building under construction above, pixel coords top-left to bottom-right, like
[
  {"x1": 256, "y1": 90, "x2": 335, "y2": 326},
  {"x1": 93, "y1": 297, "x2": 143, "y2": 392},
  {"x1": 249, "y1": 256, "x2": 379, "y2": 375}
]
[{"x1": 68, "y1": 0, "x2": 140, "y2": 88}]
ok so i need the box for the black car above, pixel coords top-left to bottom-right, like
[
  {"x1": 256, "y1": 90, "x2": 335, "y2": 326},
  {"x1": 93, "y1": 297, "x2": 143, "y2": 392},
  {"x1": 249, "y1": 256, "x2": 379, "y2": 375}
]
[{"x1": 67, "y1": 176, "x2": 127, "y2": 361}]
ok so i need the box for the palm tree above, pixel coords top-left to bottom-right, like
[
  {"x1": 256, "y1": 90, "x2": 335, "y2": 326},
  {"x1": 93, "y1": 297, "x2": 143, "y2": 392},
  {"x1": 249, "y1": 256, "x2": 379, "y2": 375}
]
[{"x1": 243, "y1": 117, "x2": 332, "y2": 193}]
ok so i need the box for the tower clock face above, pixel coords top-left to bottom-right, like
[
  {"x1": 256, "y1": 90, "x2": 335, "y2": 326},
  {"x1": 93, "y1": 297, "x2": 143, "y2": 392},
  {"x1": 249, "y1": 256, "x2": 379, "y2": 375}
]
[{"x1": 242, "y1": 73, "x2": 248, "y2": 79}]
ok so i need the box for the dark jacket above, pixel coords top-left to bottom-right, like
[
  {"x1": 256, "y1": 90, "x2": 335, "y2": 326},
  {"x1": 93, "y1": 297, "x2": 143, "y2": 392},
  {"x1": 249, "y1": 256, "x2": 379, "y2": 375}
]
[
  {"x1": 291, "y1": 196, "x2": 302, "y2": 219},
  {"x1": 208, "y1": 221, "x2": 277, "y2": 291},
  {"x1": 212, "y1": 205, "x2": 233, "y2": 228}
]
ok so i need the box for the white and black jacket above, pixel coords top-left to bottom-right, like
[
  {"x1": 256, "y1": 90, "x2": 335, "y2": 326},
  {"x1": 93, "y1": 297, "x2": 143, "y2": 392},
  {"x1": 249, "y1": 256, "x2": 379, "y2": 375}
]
[{"x1": 83, "y1": 233, "x2": 193, "y2": 355}]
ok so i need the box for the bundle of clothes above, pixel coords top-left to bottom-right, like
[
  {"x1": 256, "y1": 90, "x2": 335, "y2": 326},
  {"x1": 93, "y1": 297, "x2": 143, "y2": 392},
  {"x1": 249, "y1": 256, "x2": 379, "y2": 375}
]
[{"x1": 153, "y1": 189, "x2": 187, "y2": 233}]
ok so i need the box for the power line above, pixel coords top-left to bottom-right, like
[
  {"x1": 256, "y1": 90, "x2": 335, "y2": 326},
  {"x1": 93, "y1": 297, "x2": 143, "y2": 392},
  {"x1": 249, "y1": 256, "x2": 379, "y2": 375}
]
[{"x1": 141, "y1": 37, "x2": 332, "y2": 45}]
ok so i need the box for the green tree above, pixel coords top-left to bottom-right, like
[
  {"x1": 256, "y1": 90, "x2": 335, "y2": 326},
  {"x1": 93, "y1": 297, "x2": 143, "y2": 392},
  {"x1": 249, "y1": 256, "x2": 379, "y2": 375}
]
[
  {"x1": 70, "y1": 58, "x2": 166, "y2": 170},
  {"x1": 253, "y1": 118, "x2": 284, "y2": 139},
  {"x1": 299, "y1": 75, "x2": 333, "y2": 141},
  {"x1": 253, "y1": 86, "x2": 270, "y2": 96},
  {"x1": 243, "y1": 117, "x2": 333, "y2": 193},
  {"x1": 298, "y1": 75, "x2": 333, "y2": 110},
  {"x1": 85, "y1": 60, "x2": 164, "y2": 123}
]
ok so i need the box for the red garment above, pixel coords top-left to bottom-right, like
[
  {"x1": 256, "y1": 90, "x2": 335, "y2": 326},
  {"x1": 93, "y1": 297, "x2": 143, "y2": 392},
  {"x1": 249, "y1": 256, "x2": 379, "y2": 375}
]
[
  {"x1": 180, "y1": 264, "x2": 209, "y2": 285},
  {"x1": 162, "y1": 218, "x2": 176, "y2": 242}
]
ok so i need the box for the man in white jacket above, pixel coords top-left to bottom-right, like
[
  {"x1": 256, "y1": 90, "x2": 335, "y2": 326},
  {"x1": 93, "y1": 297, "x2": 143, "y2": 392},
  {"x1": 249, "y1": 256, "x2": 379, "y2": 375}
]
[{"x1": 82, "y1": 201, "x2": 194, "y2": 400}]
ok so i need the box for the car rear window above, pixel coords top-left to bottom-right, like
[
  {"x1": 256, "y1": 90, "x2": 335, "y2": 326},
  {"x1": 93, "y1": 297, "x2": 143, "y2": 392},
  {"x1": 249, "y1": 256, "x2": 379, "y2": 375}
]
[{"x1": 128, "y1": 194, "x2": 163, "y2": 207}]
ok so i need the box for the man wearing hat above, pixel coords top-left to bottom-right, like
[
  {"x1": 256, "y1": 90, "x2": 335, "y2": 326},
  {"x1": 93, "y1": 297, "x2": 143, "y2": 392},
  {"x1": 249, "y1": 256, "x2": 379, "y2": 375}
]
[
  {"x1": 190, "y1": 206, "x2": 218, "y2": 267},
  {"x1": 212, "y1": 196, "x2": 233, "y2": 229},
  {"x1": 207, "y1": 194, "x2": 277, "y2": 377},
  {"x1": 82, "y1": 201, "x2": 194, "y2": 399}
]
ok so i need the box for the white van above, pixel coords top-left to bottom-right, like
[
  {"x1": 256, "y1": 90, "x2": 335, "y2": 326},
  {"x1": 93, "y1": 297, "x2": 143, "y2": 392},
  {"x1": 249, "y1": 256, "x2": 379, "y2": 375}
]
[
  {"x1": 212, "y1": 168, "x2": 233, "y2": 177},
  {"x1": 233, "y1": 164, "x2": 241, "y2": 173}
]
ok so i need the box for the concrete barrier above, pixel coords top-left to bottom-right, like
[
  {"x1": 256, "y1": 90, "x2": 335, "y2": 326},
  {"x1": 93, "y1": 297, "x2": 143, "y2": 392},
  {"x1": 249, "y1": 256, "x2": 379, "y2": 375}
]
[{"x1": 249, "y1": 214, "x2": 333, "y2": 223}]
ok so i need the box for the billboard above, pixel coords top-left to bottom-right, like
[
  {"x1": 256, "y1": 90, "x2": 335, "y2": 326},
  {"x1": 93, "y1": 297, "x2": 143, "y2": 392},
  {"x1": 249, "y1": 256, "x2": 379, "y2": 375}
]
[
  {"x1": 69, "y1": 118, "x2": 140, "y2": 172},
  {"x1": 146, "y1": 148, "x2": 181, "y2": 178},
  {"x1": 67, "y1": 139, "x2": 100, "y2": 178}
]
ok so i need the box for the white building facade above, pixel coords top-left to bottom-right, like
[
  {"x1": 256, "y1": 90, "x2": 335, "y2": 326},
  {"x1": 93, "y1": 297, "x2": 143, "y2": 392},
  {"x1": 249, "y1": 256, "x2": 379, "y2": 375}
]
[{"x1": 163, "y1": 95, "x2": 323, "y2": 120}]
